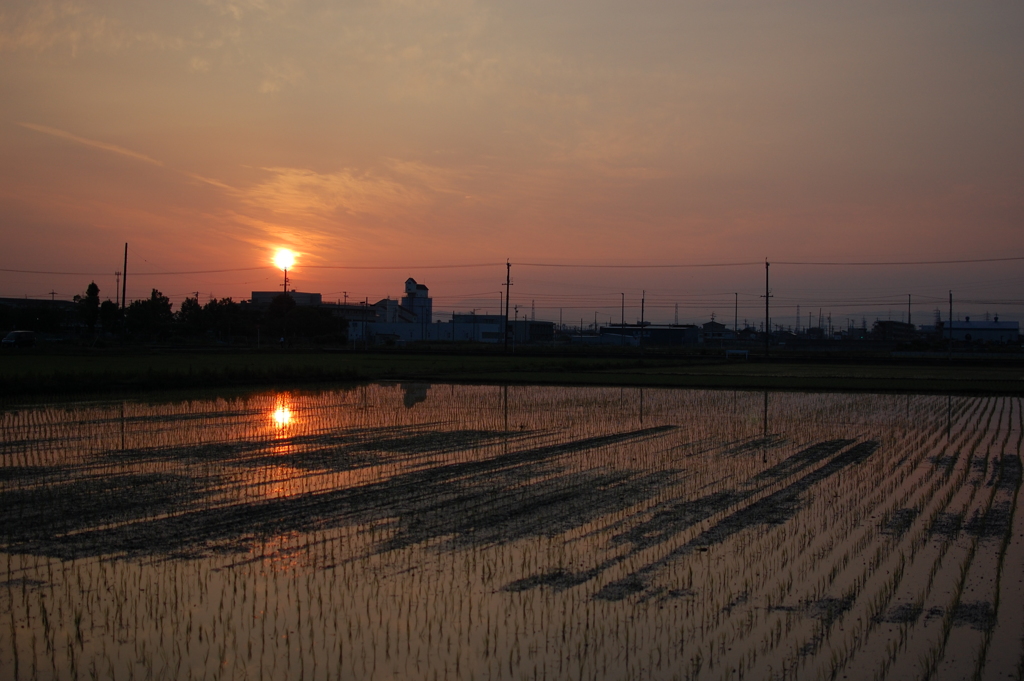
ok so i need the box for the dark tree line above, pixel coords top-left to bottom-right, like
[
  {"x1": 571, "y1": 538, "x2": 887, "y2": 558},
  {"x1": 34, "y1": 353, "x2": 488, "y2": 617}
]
[{"x1": 4, "y1": 282, "x2": 347, "y2": 346}]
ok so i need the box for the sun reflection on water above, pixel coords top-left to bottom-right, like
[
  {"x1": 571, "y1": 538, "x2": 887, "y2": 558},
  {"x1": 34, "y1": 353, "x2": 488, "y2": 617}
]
[{"x1": 271, "y1": 404, "x2": 293, "y2": 428}]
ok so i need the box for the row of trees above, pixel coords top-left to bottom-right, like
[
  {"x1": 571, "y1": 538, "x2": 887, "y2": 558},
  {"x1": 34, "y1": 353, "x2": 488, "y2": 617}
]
[{"x1": 66, "y1": 282, "x2": 348, "y2": 344}]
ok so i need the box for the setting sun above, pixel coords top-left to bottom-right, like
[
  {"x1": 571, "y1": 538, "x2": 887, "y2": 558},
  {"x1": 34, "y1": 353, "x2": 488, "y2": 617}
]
[{"x1": 273, "y1": 249, "x2": 296, "y2": 271}]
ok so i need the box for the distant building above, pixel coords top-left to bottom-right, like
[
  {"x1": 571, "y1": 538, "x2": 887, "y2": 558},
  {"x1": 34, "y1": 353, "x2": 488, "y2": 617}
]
[
  {"x1": 702, "y1": 320, "x2": 736, "y2": 343},
  {"x1": 375, "y1": 298, "x2": 418, "y2": 323},
  {"x1": 510, "y1": 319, "x2": 555, "y2": 344},
  {"x1": 940, "y1": 316, "x2": 1019, "y2": 343},
  {"x1": 250, "y1": 291, "x2": 322, "y2": 306},
  {"x1": 452, "y1": 313, "x2": 506, "y2": 342},
  {"x1": 872, "y1": 320, "x2": 917, "y2": 342},
  {"x1": 348, "y1": 278, "x2": 537, "y2": 345},
  {"x1": 401, "y1": 278, "x2": 432, "y2": 323},
  {"x1": 599, "y1": 324, "x2": 700, "y2": 346}
]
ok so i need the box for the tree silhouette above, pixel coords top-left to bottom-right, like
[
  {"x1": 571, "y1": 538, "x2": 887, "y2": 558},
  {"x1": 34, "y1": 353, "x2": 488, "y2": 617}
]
[
  {"x1": 126, "y1": 289, "x2": 173, "y2": 337},
  {"x1": 73, "y1": 281, "x2": 101, "y2": 331},
  {"x1": 98, "y1": 300, "x2": 120, "y2": 332}
]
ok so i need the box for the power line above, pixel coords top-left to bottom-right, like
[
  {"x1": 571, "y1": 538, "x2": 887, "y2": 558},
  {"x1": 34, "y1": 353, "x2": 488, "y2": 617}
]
[
  {"x1": 305, "y1": 263, "x2": 502, "y2": 270},
  {"x1": 6, "y1": 255, "x2": 1024, "y2": 278},
  {"x1": 774, "y1": 256, "x2": 1024, "y2": 266},
  {"x1": 518, "y1": 262, "x2": 759, "y2": 269}
]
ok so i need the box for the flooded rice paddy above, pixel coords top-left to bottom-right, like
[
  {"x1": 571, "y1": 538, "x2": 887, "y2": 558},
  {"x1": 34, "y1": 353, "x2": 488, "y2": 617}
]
[{"x1": 1, "y1": 384, "x2": 1023, "y2": 680}]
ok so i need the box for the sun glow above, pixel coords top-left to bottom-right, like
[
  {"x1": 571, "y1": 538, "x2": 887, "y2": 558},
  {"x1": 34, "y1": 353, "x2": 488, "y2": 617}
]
[
  {"x1": 272, "y1": 405, "x2": 293, "y2": 427},
  {"x1": 273, "y1": 248, "x2": 297, "y2": 270}
]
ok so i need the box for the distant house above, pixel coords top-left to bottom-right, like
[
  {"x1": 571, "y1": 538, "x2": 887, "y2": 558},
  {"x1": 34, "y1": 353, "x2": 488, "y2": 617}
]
[{"x1": 701, "y1": 320, "x2": 735, "y2": 343}]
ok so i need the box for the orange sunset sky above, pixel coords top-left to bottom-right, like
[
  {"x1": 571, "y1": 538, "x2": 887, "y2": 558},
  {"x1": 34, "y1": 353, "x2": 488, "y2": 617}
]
[{"x1": 1, "y1": 1, "x2": 1022, "y2": 326}]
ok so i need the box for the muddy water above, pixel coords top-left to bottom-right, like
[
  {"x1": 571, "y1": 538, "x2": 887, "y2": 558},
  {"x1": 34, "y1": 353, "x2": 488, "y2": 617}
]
[{"x1": 1, "y1": 385, "x2": 1022, "y2": 680}]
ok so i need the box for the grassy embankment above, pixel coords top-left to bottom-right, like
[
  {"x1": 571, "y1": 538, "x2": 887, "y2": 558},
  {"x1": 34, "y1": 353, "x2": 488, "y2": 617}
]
[{"x1": 2, "y1": 348, "x2": 1023, "y2": 396}]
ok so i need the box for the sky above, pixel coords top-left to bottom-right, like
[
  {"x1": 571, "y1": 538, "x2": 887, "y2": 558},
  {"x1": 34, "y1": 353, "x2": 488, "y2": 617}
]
[{"x1": 1, "y1": 0, "x2": 1023, "y2": 326}]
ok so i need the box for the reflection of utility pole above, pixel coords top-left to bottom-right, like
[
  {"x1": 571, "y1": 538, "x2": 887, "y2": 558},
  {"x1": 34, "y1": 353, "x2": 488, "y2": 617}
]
[
  {"x1": 503, "y1": 384, "x2": 509, "y2": 437},
  {"x1": 946, "y1": 394, "x2": 951, "y2": 442},
  {"x1": 763, "y1": 391, "x2": 769, "y2": 463}
]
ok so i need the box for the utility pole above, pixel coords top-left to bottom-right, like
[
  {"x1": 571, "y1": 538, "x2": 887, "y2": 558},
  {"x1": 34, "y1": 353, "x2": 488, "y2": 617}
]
[
  {"x1": 49, "y1": 290, "x2": 56, "y2": 301},
  {"x1": 114, "y1": 271, "x2": 121, "y2": 307},
  {"x1": 343, "y1": 291, "x2": 348, "y2": 305},
  {"x1": 621, "y1": 293, "x2": 625, "y2": 345},
  {"x1": 532, "y1": 300, "x2": 535, "y2": 321},
  {"x1": 674, "y1": 302, "x2": 678, "y2": 325},
  {"x1": 761, "y1": 260, "x2": 772, "y2": 355},
  {"x1": 503, "y1": 260, "x2": 511, "y2": 353},
  {"x1": 594, "y1": 310, "x2": 598, "y2": 332},
  {"x1": 640, "y1": 290, "x2": 645, "y2": 354},
  {"x1": 908, "y1": 294, "x2": 912, "y2": 326},
  {"x1": 796, "y1": 304, "x2": 800, "y2": 334},
  {"x1": 121, "y1": 243, "x2": 128, "y2": 312},
  {"x1": 735, "y1": 293, "x2": 739, "y2": 335},
  {"x1": 948, "y1": 290, "x2": 953, "y2": 359}
]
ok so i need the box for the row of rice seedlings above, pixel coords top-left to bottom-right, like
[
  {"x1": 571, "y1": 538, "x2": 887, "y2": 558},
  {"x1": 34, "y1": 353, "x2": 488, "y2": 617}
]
[
  {"x1": 734, "y1": 396, "x2": 999, "y2": 679},
  {"x1": 851, "y1": 436, "x2": 995, "y2": 677},
  {"x1": 882, "y1": 436, "x2": 1004, "y2": 679},
  {"x1": 619, "y1": 413, "x2": 898, "y2": 671},
  {"x1": 930, "y1": 450, "x2": 1018, "y2": 679},
  {"x1": 977, "y1": 399, "x2": 1024, "y2": 679},
  {"x1": 829, "y1": 440, "x2": 1003, "y2": 680},
  {"x1": 818, "y1": 398, "x2": 1017, "y2": 679},
  {"x1": 585, "y1": 393, "x2": 958, "y2": 675},
  {"x1": 866, "y1": 399, "x2": 1009, "y2": 679}
]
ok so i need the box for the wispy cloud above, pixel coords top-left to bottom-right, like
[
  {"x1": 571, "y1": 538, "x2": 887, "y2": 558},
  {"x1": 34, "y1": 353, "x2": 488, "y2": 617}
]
[
  {"x1": 19, "y1": 122, "x2": 164, "y2": 166},
  {"x1": 241, "y1": 162, "x2": 464, "y2": 218}
]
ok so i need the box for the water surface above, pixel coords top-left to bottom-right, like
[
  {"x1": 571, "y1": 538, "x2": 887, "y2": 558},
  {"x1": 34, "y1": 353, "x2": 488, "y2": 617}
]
[{"x1": 2, "y1": 385, "x2": 1022, "y2": 680}]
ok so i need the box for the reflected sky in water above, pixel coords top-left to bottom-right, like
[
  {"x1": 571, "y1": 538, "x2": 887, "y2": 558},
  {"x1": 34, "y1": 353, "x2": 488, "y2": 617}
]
[{"x1": 1, "y1": 386, "x2": 1021, "y2": 680}]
